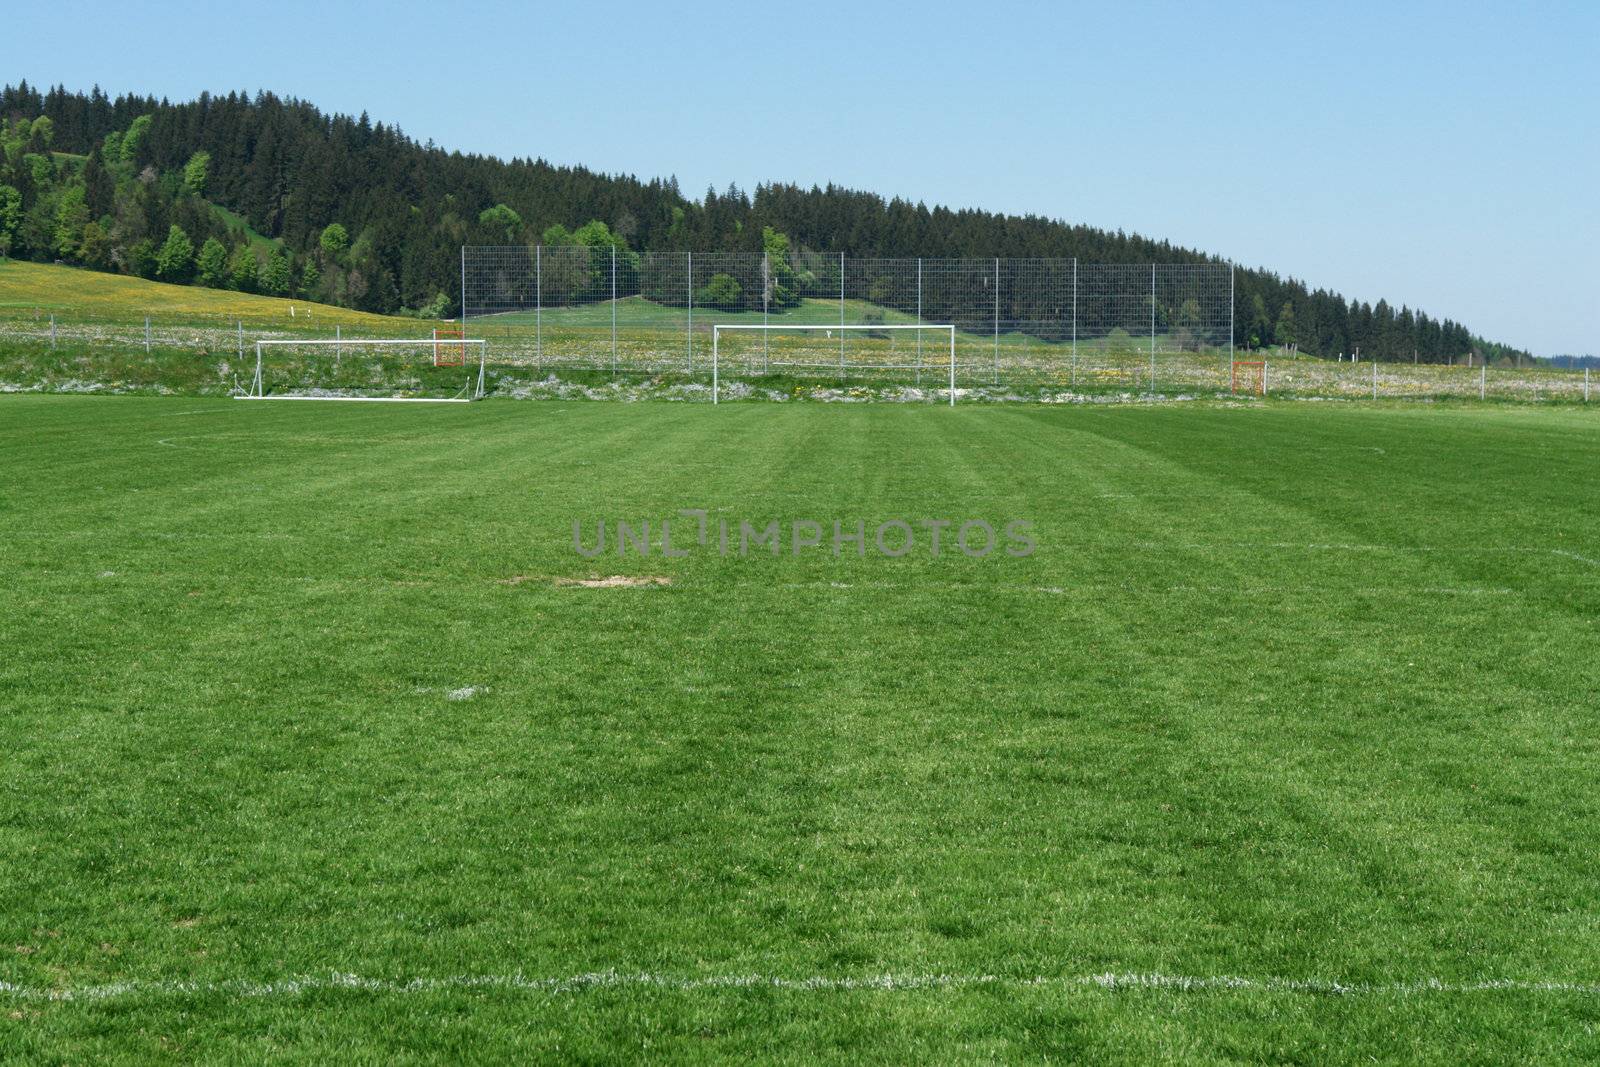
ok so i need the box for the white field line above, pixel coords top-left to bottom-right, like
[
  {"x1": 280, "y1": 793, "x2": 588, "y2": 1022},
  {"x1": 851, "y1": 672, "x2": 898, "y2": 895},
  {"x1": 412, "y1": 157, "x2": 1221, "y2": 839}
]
[
  {"x1": 1136, "y1": 543, "x2": 1600, "y2": 570},
  {"x1": 1, "y1": 970, "x2": 1597, "y2": 1004}
]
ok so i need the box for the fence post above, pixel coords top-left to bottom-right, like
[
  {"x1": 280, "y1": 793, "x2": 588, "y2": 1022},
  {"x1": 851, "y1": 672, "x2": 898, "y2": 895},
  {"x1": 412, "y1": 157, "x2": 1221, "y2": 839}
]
[
  {"x1": 1586, "y1": 366, "x2": 1590, "y2": 402},
  {"x1": 1480, "y1": 364, "x2": 1486, "y2": 400},
  {"x1": 610, "y1": 243, "x2": 617, "y2": 375},
  {"x1": 712, "y1": 327, "x2": 719, "y2": 405},
  {"x1": 994, "y1": 256, "x2": 1001, "y2": 385},
  {"x1": 687, "y1": 250, "x2": 693, "y2": 374},
  {"x1": 145, "y1": 315, "x2": 151, "y2": 353},
  {"x1": 237, "y1": 320, "x2": 243, "y2": 360},
  {"x1": 762, "y1": 252, "x2": 770, "y2": 373},
  {"x1": 949, "y1": 327, "x2": 956, "y2": 407},
  {"x1": 335, "y1": 324, "x2": 342, "y2": 369},
  {"x1": 1149, "y1": 263, "x2": 1157, "y2": 395},
  {"x1": 1372, "y1": 359, "x2": 1378, "y2": 400},
  {"x1": 1264, "y1": 359, "x2": 1270, "y2": 396},
  {"x1": 916, "y1": 257, "x2": 922, "y2": 384},
  {"x1": 535, "y1": 245, "x2": 542, "y2": 372},
  {"x1": 1228, "y1": 263, "x2": 1236, "y2": 378},
  {"x1": 50, "y1": 314, "x2": 55, "y2": 349},
  {"x1": 839, "y1": 251, "x2": 846, "y2": 383},
  {"x1": 1071, "y1": 257, "x2": 1078, "y2": 388}
]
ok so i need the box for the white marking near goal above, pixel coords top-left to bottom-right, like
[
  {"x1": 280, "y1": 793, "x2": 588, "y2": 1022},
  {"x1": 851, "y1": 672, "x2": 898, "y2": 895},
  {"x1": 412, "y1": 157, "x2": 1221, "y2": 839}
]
[
  {"x1": 711, "y1": 324, "x2": 959, "y2": 406},
  {"x1": 237, "y1": 338, "x2": 489, "y2": 403},
  {"x1": 2, "y1": 970, "x2": 1595, "y2": 1003}
]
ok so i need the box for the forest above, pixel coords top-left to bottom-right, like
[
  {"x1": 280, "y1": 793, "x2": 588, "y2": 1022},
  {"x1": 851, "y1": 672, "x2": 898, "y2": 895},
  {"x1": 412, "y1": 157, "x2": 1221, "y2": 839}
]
[{"x1": 0, "y1": 82, "x2": 1526, "y2": 364}]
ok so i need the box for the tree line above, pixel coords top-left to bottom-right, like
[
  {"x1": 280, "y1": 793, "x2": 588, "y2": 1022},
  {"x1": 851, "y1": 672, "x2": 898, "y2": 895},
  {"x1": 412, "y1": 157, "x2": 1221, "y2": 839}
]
[{"x1": 0, "y1": 82, "x2": 1528, "y2": 364}]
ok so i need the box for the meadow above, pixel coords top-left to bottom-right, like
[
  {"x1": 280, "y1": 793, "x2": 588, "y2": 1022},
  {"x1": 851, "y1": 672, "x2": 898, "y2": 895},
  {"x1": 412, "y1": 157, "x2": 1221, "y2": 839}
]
[
  {"x1": 1, "y1": 395, "x2": 1597, "y2": 1062},
  {"x1": 3, "y1": 260, "x2": 1593, "y2": 401}
]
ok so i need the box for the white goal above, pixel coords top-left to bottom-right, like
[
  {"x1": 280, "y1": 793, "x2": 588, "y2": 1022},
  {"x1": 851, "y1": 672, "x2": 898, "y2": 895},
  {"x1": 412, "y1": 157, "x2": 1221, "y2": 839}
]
[
  {"x1": 237, "y1": 338, "x2": 488, "y2": 402},
  {"x1": 711, "y1": 324, "x2": 958, "y2": 405}
]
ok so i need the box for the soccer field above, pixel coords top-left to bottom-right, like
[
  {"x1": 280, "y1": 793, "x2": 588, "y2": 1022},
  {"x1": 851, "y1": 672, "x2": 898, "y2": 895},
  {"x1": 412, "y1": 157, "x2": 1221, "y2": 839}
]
[{"x1": 3, "y1": 395, "x2": 1598, "y2": 1062}]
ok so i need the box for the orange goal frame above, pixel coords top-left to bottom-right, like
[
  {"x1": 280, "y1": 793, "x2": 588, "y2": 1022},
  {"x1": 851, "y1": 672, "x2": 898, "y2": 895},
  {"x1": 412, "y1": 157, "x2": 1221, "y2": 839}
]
[
  {"x1": 432, "y1": 326, "x2": 467, "y2": 367},
  {"x1": 1231, "y1": 359, "x2": 1266, "y2": 396}
]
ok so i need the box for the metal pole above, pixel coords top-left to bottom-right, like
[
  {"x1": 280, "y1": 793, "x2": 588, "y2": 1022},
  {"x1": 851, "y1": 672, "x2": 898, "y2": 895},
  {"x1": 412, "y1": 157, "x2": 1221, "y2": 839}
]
[
  {"x1": 839, "y1": 251, "x2": 845, "y2": 382},
  {"x1": 762, "y1": 252, "x2": 770, "y2": 373},
  {"x1": 1228, "y1": 262, "x2": 1235, "y2": 372},
  {"x1": 1480, "y1": 364, "x2": 1486, "y2": 400},
  {"x1": 1372, "y1": 359, "x2": 1378, "y2": 400},
  {"x1": 145, "y1": 316, "x2": 151, "y2": 353},
  {"x1": 712, "y1": 327, "x2": 719, "y2": 404},
  {"x1": 335, "y1": 324, "x2": 341, "y2": 369},
  {"x1": 49, "y1": 314, "x2": 55, "y2": 348},
  {"x1": 237, "y1": 320, "x2": 243, "y2": 360},
  {"x1": 993, "y1": 257, "x2": 1000, "y2": 385},
  {"x1": 1149, "y1": 263, "x2": 1157, "y2": 395},
  {"x1": 610, "y1": 244, "x2": 617, "y2": 375},
  {"x1": 949, "y1": 327, "x2": 956, "y2": 406},
  {"x1": 687, "y1": 250, "x2": 693, "y2": 373},
  {"x1": 535, "y1": 245, "x2": 542, "y2": 371},
  {"x1": 1586, "y1": 366, "x2": 1591, "y2": 402},
  {"x1": 916, "y1": 257, "x2": 923, "y2": 384},
  {"x1": 253, "y1": 340, "x2": 262, "y2": 397},
  {"x1": 459, "y1": 244, "x2": 467, "y2": 335},
  {"x1": 1072, "y1": 257, "x2": 1078, "y2": 387}
]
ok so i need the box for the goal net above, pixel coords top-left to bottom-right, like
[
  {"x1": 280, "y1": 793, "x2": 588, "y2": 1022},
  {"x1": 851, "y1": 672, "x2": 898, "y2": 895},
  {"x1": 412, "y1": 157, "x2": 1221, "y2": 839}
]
[
  {"x1": 237, "y1": 338, "x2": 488, "y2": 402},
  {"x1": 711, "y1": 324, "x2": 959, "y2": 404}
]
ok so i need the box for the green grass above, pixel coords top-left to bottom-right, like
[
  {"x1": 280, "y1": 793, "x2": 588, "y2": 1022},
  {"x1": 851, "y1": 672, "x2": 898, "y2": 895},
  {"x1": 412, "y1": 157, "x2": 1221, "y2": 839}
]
[
  {"x1": 482, "y1": 295, "x2": 1146, "y2": 351},
  {"x1": 486, "y1": 295, "x2": 930, "y2": 330},
  {"x1": 209, "y1": 205, "x2": 281, "y2": 256},
  {"x1": 0, "y1": 260, "x2": 410, "y2": 328},
  {"x1": 3, "y1": 397, "x2": 1600, "y2": 1062}
]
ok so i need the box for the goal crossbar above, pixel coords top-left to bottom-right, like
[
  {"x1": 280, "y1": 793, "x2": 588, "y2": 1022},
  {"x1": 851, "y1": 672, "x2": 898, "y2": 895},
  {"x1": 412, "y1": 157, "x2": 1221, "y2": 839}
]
[
  {"x1": 239, "y1": 338, "x2": 489, "y2": 402},
  {"x1": 711, "y1": 324, "x2": 959, "y2": 406}
]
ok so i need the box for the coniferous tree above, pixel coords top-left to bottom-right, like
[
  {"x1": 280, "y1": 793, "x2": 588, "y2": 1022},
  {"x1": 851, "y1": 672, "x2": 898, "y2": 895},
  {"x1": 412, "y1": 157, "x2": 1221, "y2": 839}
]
[
  {"x1": 227, "y1": 244, "x2": 257, "y2": 292},
  {"x1": 260, "y1": 246, "x2": 292, "y2": 295}
]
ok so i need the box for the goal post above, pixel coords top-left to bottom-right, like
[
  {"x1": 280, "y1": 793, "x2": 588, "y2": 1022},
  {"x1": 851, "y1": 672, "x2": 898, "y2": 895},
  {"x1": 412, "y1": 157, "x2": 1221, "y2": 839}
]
[
  {"x1": 711, "y1": 324, "x2": 959, "y2": 405},
  {"x1": 238, "y1": 338, "x2": 489, "y2": 402}
]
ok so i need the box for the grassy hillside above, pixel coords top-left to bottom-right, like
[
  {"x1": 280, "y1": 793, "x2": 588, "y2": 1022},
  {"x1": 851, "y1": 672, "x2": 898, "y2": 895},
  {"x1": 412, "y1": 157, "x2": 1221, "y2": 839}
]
[
  {"x1": 209, "y1": 204, "x2": 280, "y2": 255},
  {"x1": 0, "y1": 260, "x2": 405, "y2": 329},
  {"x1": 1, "y1": 397, "x2": 1597, "y2": 1060}
]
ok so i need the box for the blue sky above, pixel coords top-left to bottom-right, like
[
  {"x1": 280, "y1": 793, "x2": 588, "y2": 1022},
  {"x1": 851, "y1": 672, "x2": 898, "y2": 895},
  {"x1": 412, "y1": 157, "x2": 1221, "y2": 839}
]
[{"x1": 11, "y1": 0, "x2": 1597, "y2": 354}]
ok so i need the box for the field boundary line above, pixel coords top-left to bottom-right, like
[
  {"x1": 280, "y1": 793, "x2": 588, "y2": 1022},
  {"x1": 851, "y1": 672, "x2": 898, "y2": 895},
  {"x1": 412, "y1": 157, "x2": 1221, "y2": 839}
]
[
  {"x1": 3, "y1": 970, "x2": 1598, "y2": 1004},
  {"x1": 1141, "y1": 541, "x2": 1600, "y2": 569}
]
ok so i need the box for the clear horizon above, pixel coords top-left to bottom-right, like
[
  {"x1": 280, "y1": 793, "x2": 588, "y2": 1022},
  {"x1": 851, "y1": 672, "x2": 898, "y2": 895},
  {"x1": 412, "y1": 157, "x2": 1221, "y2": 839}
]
[{"x1": 8, "y1": 0, "x2": 1596, "y2": 355}]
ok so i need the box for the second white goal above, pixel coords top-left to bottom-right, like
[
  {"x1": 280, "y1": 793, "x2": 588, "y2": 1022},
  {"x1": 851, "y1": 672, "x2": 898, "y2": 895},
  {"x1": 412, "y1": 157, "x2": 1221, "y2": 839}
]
[{"x1": 711, "y1": 324, "x2": 958, "y2": 405}]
